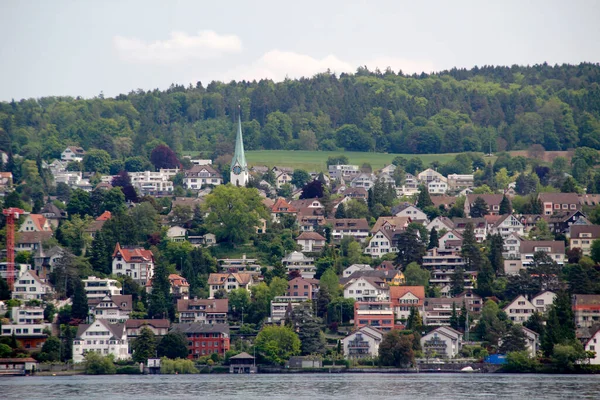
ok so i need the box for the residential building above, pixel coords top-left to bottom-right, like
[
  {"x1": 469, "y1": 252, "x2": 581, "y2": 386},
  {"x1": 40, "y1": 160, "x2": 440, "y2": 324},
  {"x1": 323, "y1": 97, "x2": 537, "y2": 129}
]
[
  {"x1": 72, "y1": 320, "x2": 129, "y2": 363},
  {"x1": 465, "y1": 194, "x2": 504, "y2": 216},
  {"x1": 148, "y1": 274, "x2": 190, "y2": 299},
  {"x1": 328, "y1": 164, "x2": 360, "y2": 180},
  {"x1": 275, "y1": 171, "x2": 292, "y2": 189},
  {"x1": 438, "y1": 230, "x2": 463, "y2": 250},
  {"x1": 397, "y1": 173, "x2": 420, "y2": 196},
  {"x1": 33, "y1": 245, "x2": 65, "y2": 277},
  {"x1": 129, "y1": 170, "x2": 174, "y2": 196},
  {"x1": 270, "y1": 296, "x2": 308, "y2": 322},
  {"x1": 16, "y1": 231, "x2": 53, "y2": 252},
  {"x1": 166, "y1": 226, "x2": 187, "y2": 242},
  {"x1": 392, "y1": 204, "x2": 428, "y2": 222},
  {"x1": 83, "y1": 276, "x2": 122, "y2": 300},
  {"x1": 389, "y1": 286, "x2": 425, "y2": 321},
  {"x1": 39, "y1": 203, "x2": 66, "y2": 229},
  {"x1": 125, "y1": 319, "x2": 170, "y2": 338},
  {"x1": 351, "y1": 173, "x2": 375, "y2": 190},
  {"x1": 503, "y1": 295, "x2": 536, "y2": 323},
  {"x1": 371, "y1": 216, "x2": 412, "y2": 234},
  {"x1": 521, "y1": 327, "x2": 540, "y2": 357},
  {"x1": 84, "y1": 211, "x2": 112, "y2": 239},
  {"x1": 171, "y1": 323, "x2": 230, "y2": 359},
  {"x1": 354, "y1": 301, "x2": 395, "y2": 331},
  {"x1": 502, "y1": 232, "x2": 523, "y2": 261},
  {"x1": 489, "y1": 214, "x2": 525, "y2": 238},
  {"x1": 112, "y1": 243, "x2": 155, "y2": 285},
  {"x1": 428, "y1": 177, "x2": 448, "y2": 195},
  {"x1": 422, "y1": 248, "x2": 475, "y2": 290},
  {"x1": 282, "y1": 251, "x2": 316, "y2": 279},
  {"x1": 12, "y1": 270, "x2": 53, "y2": 300},
  {"x1": 343, "y1": 187, "x2": 368, "y2": 202},
  {"x1": 447, "y1": 174, "x2": 474, "y2": 190},
  {"x1": 343, "y1": 264, "x2": 374, "y2": 278},
  {"x1": 176, "y1": 298, "x2": 228, "y2": 324},
  {"x1": 295, "y1": 231, "x2": 326, "y2": 253},
  {"x1": 417, "y1": 168, "x2": 446, "y2": 184},
  {"x1": 184, "y1": 165, "x2": 223, "y2": 189},
  {"x1": 10, "y1": 306, "x2": 45, "y2": 324},
  {"x1": 1, "y1": 322, "x2": 51, "y2": 350},
  {"x1": 570, "y1": 225, "x2": 600, "y2": 256},
  {"x1": 0, "y1": 171, "x2": 13, "y2": 193},
  {"x1": 61, "y1": 146, "x2": 86, "y2": 162},
  {"x1": 217, "y1": 255, "x2": 262, "y2": 274},
  {"x1": 270, "y1": 197, "x2": 298, "y2": 222},
  {"x1": 546, "y1": 210, "x2": 590, "y2": 235},
  {"x1": 423, "y1": 292, "x2": 483, "y2": 325},
  {"x1": 421, "y1": 326, "x2": 463, "y2": 358},
  {"x1": 573, "y1": 294, "x2": 600, "y2": 328},
  {"x1": 286, "y1": 277, "x2": 319, "y2": 300},
  {"x1": 327, "y1": 218, "x2": 370, "y2": 244},
  {"x1": 532, "y1": 291, "x2": 556, "y2": 313},
  {"x1": 230, "y1": 116, "x2": 249, "y2": 187},
  {"x1": 342, "y1": 326, "x2": 384, "y2": 359},
  {"x1": 18, "y1": 214, "x2": 52, "y2": 233},
  {"x1": 538, "y1": 193, "x2": 579, "y2": 215},
  {"x1": 344, "y1": 277, "x2": 389, "y2": 302},
  {"x1": 89, "y1": 294, "x2": 132, "y2": 324},
  {"x1": 519, "y1": 240, "x2": 565, "y2": 266},
  {"x1": 584, "y1": 328, "x2": 600, "y2": 365},
  {"x1": 208, "y1": 273, "x2": 254, "y2": 299},
  {"x1": 426, "y1": 216, "x2": 455, "y2": 233},
  {"x1": 452, "y1": 217, "x2": 488, "y2": 242},
  {"x1": 188, "y1": 233, "x2": 217, "y2": 248}
]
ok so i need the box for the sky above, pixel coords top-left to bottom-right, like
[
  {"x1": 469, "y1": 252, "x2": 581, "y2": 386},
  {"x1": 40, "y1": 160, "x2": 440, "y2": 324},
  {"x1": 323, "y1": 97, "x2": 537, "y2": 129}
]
[{"x1": 1, "y1": 0, "x2": 599, "y2": 101}]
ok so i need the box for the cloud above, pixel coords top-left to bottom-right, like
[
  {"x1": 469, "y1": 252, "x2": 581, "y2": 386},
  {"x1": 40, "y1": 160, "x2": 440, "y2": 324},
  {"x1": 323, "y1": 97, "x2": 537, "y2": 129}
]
[
  {"x1": 217, "y1": 50, "x2": 434, "y2": 82},
  {"x1": 114, "y1": 30, "x2": 242, "y2": 64}
]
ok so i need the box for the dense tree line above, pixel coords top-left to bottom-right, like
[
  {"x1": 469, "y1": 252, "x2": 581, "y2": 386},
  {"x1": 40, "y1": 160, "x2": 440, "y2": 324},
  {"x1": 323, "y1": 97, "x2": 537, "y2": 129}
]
[{"x1": 1, "y1": 63, "x2": 600, "y2": 163}]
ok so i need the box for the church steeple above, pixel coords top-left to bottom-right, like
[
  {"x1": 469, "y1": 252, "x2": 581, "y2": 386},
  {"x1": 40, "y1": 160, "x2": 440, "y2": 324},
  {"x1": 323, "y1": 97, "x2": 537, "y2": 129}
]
[{"x1": 230, "y1": 113, "x2": 249, "y2": 186}]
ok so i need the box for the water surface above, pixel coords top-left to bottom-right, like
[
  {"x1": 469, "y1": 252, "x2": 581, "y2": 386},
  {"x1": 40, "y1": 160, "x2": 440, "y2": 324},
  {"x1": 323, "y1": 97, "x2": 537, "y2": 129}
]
[{"x1": 2, "y1": 373, "x2": 599, "y2": 399}]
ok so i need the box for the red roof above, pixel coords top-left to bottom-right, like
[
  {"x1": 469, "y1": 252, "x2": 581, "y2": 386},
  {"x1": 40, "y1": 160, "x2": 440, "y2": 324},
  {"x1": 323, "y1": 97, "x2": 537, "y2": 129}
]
[
  {"x1": 271, "y1": 197, "x2": 298, "y2": 213},
  {"x1": 390, "y1": 286, "x2": 426, "y2": 307},
  {"x1": 96, "y1": 211, "x2": 112, "y2": 221},
  {"x1": 112, "y1": 243, "x2": 153, "y2": 262}
]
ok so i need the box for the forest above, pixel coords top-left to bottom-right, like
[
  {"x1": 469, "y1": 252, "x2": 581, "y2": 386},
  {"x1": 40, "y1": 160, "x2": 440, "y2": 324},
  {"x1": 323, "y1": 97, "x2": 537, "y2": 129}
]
[{"x1": 1, "y1": 62, "x2": 600, "y2": 162}]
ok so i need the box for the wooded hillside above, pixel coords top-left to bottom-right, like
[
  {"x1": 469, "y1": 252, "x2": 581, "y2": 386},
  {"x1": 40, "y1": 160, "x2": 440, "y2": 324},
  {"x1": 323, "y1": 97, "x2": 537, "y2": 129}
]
[{"x1": 1, "y1": 63, "x2": 600, "y2": 160}]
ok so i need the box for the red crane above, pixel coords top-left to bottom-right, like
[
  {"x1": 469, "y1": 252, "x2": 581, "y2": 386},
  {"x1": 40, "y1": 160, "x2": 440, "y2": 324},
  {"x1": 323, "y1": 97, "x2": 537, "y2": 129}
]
[{"x1": 3, "y1": 207, "x2": 25, "y2": 290}]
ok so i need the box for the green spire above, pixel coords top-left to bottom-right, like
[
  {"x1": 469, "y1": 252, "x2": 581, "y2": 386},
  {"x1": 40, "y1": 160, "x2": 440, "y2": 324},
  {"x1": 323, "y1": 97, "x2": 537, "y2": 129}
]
[{"x1": 232, "y1": 115, "x2": 247, "y2": 170}]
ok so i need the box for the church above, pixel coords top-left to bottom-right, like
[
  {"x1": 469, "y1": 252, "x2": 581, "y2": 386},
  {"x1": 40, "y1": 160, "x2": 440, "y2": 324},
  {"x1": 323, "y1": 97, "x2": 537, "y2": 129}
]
[{"x1": 230, "y1": 115, "x2": 249, "y2": 186}]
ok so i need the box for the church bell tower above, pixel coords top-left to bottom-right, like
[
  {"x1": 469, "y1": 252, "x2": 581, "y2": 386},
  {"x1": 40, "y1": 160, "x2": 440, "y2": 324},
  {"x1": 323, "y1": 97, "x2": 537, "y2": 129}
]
[{"x1": 230, "y1": 114, "x2": 249, "y2": 186}]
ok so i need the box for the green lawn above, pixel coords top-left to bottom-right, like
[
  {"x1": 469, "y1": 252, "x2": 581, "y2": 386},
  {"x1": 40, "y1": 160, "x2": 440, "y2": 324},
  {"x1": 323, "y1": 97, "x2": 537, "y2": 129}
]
[{"x1": 245, "y1": 150, "x2": 466, "y2": 172}]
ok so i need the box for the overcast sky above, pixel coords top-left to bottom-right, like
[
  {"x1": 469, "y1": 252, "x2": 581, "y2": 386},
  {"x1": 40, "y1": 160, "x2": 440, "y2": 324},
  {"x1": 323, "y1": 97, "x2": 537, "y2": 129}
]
[{"x1": 1, "y1": 0, "x2": 599, "y2": 101}]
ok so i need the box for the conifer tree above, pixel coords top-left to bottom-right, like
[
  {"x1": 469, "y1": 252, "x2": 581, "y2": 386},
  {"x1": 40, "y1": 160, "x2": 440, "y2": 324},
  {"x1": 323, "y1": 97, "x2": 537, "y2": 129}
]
[
  {"x1": 449, "y1": 302, "x2": 459, "y2": 330},
  {"x1": 488, "y1": 233, "x2": 505, "y2": 275},
  {"x1": 499, "y1": 194, "x2": 512, "y2": 215},
  {"x1": 428, "y1": 227, "x2": 439, "y2": 249},
  {"x1": 335, "y1": 202, "x2": 346, "y2": 219},
  {"x1": 461, "y1": 222, "x2": 482, "y2": 270},
  {"x1": 148, "y1": 261, "x2": 174, "y2": 320},
  {"x1": 416, "y1": 185, "x2": 433, "y2": 208},
  {"x1": 71, "y1": 278, "x2": 89, "y2": 322}
]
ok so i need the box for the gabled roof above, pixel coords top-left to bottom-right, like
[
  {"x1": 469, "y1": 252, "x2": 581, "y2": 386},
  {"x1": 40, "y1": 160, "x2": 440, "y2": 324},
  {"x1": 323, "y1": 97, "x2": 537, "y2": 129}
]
[
  {"x1": 431, "y1": 196, "x2": 457, "y2": 208},
  {"x1": 538, "y1": 192, "x2": 579, "y2": 204},
  {"x1": 519, "y1": 240, "x2": 565, "y2": 254},
  {"x1": 452, "y1": 217, "x2": 487, "y2": 229},
  {"x1": 172, "y1": 323, "x2": 230, "y2": 335},
  {"x1": 344, "y1": 275, "x2": 388, "y2": 290},
  {"x1": 466, "y1": 194, "x2": 504, "y2": 206},
  {"x1": 95, "y1": 294, "x2": 133, "y2": 311},
  {"x1": 125, "y1": 319, "x2": 170, "y2": 329},
  {"x1": 112, "y1": 243, "x2": 154, "y2": 263},
  {"x1": 570, "y1": 224, "x2": 600, "y2": 238},
  {"x1": 229, "y1": 352, "x2": 255, "y2": 360},
  {"x1": 66, "y1": 146, "x2": 86, "y2": 154},
  {"x1": 16, "y1": 231, "x2": 53, "y2": 245},
  {"x1": 271, "y1": 197, "x2": 298, "y2": 213},
  {"x1": 207, "y1": 273, "x2": 254, "y2": 286},
  {"x1": 573, "y1": 294, "x2": 600, "y2": 307},
  {"x1": 326, "y1": 218, "x2": 370, "y2": 230},
  {"x1": 40, "y1": 203, "x2": 65, "y2": 217},
  {"x1": 168, "y1": 274, "x2": 189, "y2": 287},
  {"x1": 76, "y1": 319, "x2": 125, "y2": 340},
  {"x1": 502, "y1": 294, "x2": 534, "y2": 311},
  {"x1": 390, "y1": 286, "x2": 425, "y2": 306},
  {"x1": 96, "y1": 211, "x2": 112, "y2": 221},
  {"x1": 371, "y1": 216, "x2": 412, "y2": 233},
  {"x1": 185, "y1": 164, "x2": 222, "y2": 177},
  {"x1": 296, "y1": 231, "x2": 326, "y2": 241},
  {"x1": 24, "y1": 214, "x2": 50, "y2": 231},
  {"x1": 176, "y1": 298, "x2": 229, "y2": 313}
]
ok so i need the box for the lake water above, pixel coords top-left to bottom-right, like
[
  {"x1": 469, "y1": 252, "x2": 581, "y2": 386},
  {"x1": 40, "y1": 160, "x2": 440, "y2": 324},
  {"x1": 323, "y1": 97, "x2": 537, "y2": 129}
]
[{"x1": 2, "y1": 373, "x2": 599, "y2": 399}]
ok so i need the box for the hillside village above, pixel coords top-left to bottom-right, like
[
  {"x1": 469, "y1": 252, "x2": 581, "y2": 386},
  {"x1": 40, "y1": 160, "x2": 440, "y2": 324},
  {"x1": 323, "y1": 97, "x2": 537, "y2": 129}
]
[{"x1": 3, "y1": 118, "x2": 600, "y2": 374}]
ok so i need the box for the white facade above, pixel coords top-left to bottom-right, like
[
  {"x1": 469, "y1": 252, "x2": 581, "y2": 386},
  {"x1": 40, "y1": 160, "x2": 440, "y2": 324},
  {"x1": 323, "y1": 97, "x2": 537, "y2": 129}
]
[
  {"x1": 129, "y1": 170, "x2": 174, "y2": 194},
  {"x1": 11, "y1": 306, "x2": 45, "y2": 324},
  {"x1": 585, "y1": 330, "x2": 600, "y2": 365},
  {"x1": 72, "y1": 320, "x2": 130, "y2": 363},
  {"x1": 12, "y1": 270, "x2": 53, "y2": 300},
  {"x1": 343, "y1": 277, "x2": 389, "y2": 302},
  {"x1": 490, "y1": 214, "x2": 525, "y2": 238},
  {"x1": 421, "y1": 326, "x2": 463, "y2": 359},
  {"x1": 502, "y1": 233, "x2": 522, "y2": 260},
  {"x1": 112, "y1": 245, "x2": 154, "y2": 286},
  {"x1": 167, "y1": 226, "x2": 188, "y2": 242},
  {"x1": 503, "y1": 295, "x2": 535, "y2": 323},
  {"x1": 61, "y1": 146, "x2": 85, "y2": 162},
  {"x1": 426, "y1": 217, "x2": 454, "y2": 233},
  {"x1": 83, "y1": 277, "x2": 122, "y2": 300},
  {"x1": 351, "y1": 173, "x2": 375, "y2": 189},
  {"x1": 270, "y1": 296, "x2": 308, "y2": 322},
  {"x1": 282, "y1": 251, "x2": 316, "y2": 279},
  {"x1": 394, "y1": 205, "x2": 428, "y2": 221},
  {"x1": 394, "y1": 291, "x2": 422, "y2": 320},
  {"x1": 428, "y1": 178, "x2": 448, "y2": 194},
  {"x1": 90, "y1": 295, "x2": 131, "y2": 323},
  {"x1": 531, "y1": 291, "x2": 556, "y2": 313},
  {"x1": 343, "y1": 264, "x2": 374, "y2": 278},
  {"x1": 275, "y1": 172, "x2": 292, "y2": 189},
  {"x1": 342, "y1": 326, "x2": 384, "y2": 359},
  {"x1": 364, "y1": 230, "x2": 396, "y2": 258},
  {"x1": 328, "y1": 164, "x2": 360, "y2": 180},
  {"x1": 417, "y1": 168, "x2": 447, "y2": 184}
]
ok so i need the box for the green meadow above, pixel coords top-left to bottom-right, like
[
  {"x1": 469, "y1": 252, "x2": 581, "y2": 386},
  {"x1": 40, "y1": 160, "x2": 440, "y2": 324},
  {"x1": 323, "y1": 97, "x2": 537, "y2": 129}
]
[{"x1": 244, "y1": 150, "x2": 466, "y2": 172}]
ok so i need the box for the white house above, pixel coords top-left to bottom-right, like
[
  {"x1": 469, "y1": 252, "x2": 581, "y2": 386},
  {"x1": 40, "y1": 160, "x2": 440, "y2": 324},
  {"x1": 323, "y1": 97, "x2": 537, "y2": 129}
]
[
  {"x1": 428, "y1": 178, "x2": 448, "y2": 195},
  {"x1": 61, "y1": 146, "x2": 86, "y2": 162},
  {"x1": 502, "y1": 233, "x2": 522, "y2": 261},
  {"x1": 282, "y1": 251, "x2": 316, "y2": 279},
  {"x1": 342, "y1": 326, "x2": 384, "y2": 359},
  {"x1": 207, "y1": 273, "x2": 254, "y2": 299},
  {"x1": 421, "y1": 326, "x2": 463, "y2": 359},
  {"x1": 295, "y1": 231, "x2": 326, "y2": 253},
  {"x1": 89, "y1": 294, "x2": 132, "y2": 324},
  {"x1": 417, "y1": 168, "x2": 446, "y2": 184},
  {"x1": 531, "y1": 291, "x2": 556, "y2": 313},
  {"x1": 489, "y1": 214, "x2": 524, "y2": 238},
  {"x1": 585, "y1": 328, "x2": 600, "y2": 365},
  {"x1": 438, "y1": 230, "x2": 463, "y2": 250},
  {"x1": 364, "y1": 229, "x2": 396, "y2": 258},
  {"x1": 426, "y1": 216, "x2": 454, "y2": 234},
  {"x1": 343, "y1": 264, "x2": 374, "y2": 278},
  {"x1": 275, "y1": 171, "x2": 292, "y2": 189},
  {"x1": 393, "y1": 204, "x2": 428, "y2": 222},
  {"x1": 18, "y1": 214, "x2": 52, "y2": 232},
  {"x1": 184, "y1": 165, "x2": 223, "y2": 190},
  {"x1": 351, "y1": 173, "x2": 375, "y2": 190},
  {"x1": 167, "y1": 226, "x2": 188, "y2": 242},
  {"x1": 72, "y1": 319, "x2": 129, "y2": 363},
  {"x1": 112, "y1": 243, "x2": 154, "y2": 285},
  {"x1": 83, "y1": 276, "x2": 122, "y2": 300},
  {"x1": 519, "y1": 240, "x2": 565, "y2": 267},
  {"x1": 12, "y1": 270, "x2": 53, "y2": 300},
  {"x1": 503, "y1": 295, "x2": 535, "y2": 323},
  {"x1": 343, "y1": 277, "x2": 389, "y2": 302}
]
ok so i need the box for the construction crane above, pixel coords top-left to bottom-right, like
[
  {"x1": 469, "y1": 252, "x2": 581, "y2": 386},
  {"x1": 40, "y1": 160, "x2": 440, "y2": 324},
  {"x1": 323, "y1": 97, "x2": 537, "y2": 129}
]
[{"x1": 3, "y1": 207, "x2": 25, "y2": 290}]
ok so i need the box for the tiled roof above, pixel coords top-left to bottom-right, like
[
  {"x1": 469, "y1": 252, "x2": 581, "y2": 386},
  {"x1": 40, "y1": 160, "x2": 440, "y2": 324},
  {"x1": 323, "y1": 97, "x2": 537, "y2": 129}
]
[
  {"x1": 112, "y1": 243, "x2": 153, "y2": 263},
  {"x1": 125, "y1": 319, "x2": 171, "y2": 329},
  {"x1": 96, "y1": 211, "x2": 112, "y2": 221},
  {"x1": 371, "y1": 216, "x2": 411, "y2": 233},
  {"x1": 271, "y1": 198, "x2": 298, "y2": 213},
  {"x1": 172, "y1": 323, "x2": 230, "y2": 335},
  {"x1": 519, "y1": 240, "x2": 565, "y2": 254},
  {"x1": 538, "y1": 192, "x2": 579, "y2": 204},
  {"x1": 16, "y1": 231, "x2": 53, "y2": 244},
  {"x1": 207, "y1": 273, "x2": 253, "y2": 286},
  {"x1": 176, "y1": 298, "x2": 229, "y2": 313},
  {"x1": 296, "y1": 231, "x2": 326, "y2": 241},
  {"x1": 390, "y1": 286, "x2": 425, "y2": 306},
  {"x1": 570, "y1": 224, "x2": 600, "y2": 238},
  {"x1": 466, "y1": 194, "x2": 504, "y2": 206}
]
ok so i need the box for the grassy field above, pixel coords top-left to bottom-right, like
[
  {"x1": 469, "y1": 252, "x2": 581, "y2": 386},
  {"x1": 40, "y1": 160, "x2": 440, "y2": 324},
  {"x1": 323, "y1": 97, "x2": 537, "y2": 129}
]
[{"x1": 244, "y1": 150, "x2": 466, "y2": 172}]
